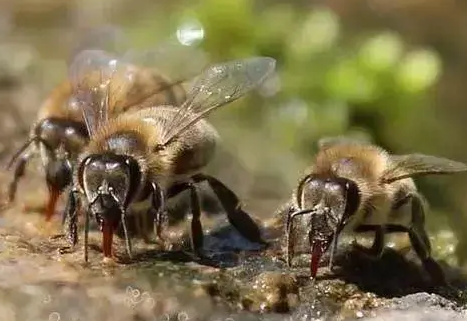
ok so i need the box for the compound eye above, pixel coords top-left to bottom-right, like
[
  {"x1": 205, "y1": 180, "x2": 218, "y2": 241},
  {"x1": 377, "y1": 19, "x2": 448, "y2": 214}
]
[
  {"x1": 63, "y1": 127, "x2": 87, "y2": 155},
  {"x1": 305, "y1": 178, "x2": 324, "y2": 195},
  {"x1": 324, "y1": 181, "x2": 342, "y2": 194},
  {"x1": 38, "y1": 120, "x2": 60, "y2": 150},
  {"x1": 308, "y1": 179, "x2": 321, "y2": 189},
  {"x1": 301, "y1": 178, "x2": 324, "y2": 208},
  {"x1": 323, "y1": 181, "x2": 346, "y2": 214}
]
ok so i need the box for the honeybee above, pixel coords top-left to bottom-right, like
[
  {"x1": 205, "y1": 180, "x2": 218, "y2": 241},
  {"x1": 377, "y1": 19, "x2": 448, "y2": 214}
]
[
  {"x1": 60, "y1": 52, "x2": 276, "y2": 262},
  {"x1": 281, "y1": 137, "x2": 467, "y2": 284},
  {"x1": 5, "y1": 41, "x2": 206, "y2": 222}
]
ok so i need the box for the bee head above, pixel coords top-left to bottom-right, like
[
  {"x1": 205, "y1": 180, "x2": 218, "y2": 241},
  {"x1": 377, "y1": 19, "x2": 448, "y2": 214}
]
[
  {"x1": 296, "y1": 174, "x2": 361, "y2": 277},
  {"x1": 36, "y1": 117, "x2": 88, "y2": 192},
  {"x1": 78, "y1": 153, "x2": 141, "y2": 222},
  {"x1": 78, "y1": 153, "x2": 141, "y2": 259}
]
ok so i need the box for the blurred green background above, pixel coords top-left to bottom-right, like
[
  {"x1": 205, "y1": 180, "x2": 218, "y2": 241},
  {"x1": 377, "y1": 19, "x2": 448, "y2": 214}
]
[{"x1": 1, "y1": 0, "x2": 467, "y2": 267}]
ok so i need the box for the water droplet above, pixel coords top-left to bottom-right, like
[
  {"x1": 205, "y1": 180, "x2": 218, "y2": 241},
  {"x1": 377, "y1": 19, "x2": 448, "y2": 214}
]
[
  {"x1": 176, "y1": 19, "x2": 204, "y2": 46},
  {"x1": 49, "y1": 312, "x2": 61, "y2": 321},
  {"x1": 108, "y1": 58, "x2": 118, "y2": 69},
  {"x1": 144, "y1": 297, "x2": 155, "y2": 309},
  {"x1": 177, "y1": 312, "x2": 189, "y2": 321},
  {"x1": 43, "y1": 294, "x2": 52, "y2": 304}
]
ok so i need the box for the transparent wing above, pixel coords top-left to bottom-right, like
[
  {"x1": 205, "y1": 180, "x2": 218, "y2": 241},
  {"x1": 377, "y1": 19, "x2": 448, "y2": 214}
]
[
  {"x1": 68, "y1": 49, "x2": 121, "y2": 136},
  {"x1": 123, "y1": 38, "x2": 208, "y2": 87},
  {"x1": 119, "y1": 38, "x2": 209, "y2": 108},
  {"x1": 159, "y1": 56, "x2": 276, "y2": 146},
  {"x1": 382, "y1": 154, "x2": 467, "y2": 183},
  {"x1": 68, "y1": 39, "x2": 208, "y2": 136}
]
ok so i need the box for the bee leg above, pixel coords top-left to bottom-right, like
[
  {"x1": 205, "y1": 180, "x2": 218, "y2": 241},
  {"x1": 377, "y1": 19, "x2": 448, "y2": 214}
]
[
  {"x1": 151, "y1": 182, "x2": 168, "y2": 247},
  {"x1": 408, "y1": 195, "x2": 447, "y2": 286},
  {"x1": 186, "y1": 181, "x2": 207, "y2": 259},
  {"x1": 49, "y1": 197, "x2": 76, "y2": 240},
  {"x1": 192, "y1": 173, "x2": 268, "y2": 246},
  {"x1": 140, "y1": 209, "x2": 156, "y2": 244},
  {"x1": 285, "y1": 209, "x2": 295, "y2": 268},
  {"x1": 380, "y1": 196, "x2": 446, "y2": 285},
  {"x1": 352, "y1": 225, "x2": 386, "y2": 259},
  {"x1": 58, "y1": 189, "x2": 80, "y2": 255},
  {"x1": 44, "y1": 185, "x2": 61, "y2": 222},
  {"x1": 7, "y1": 153, "x2": 30, "y2": 204},
  {"x1": 385, "y1": 223, "x2": 447, "y2": 286},
  {"x1": 147, "y1": 207, "x2": 169, "y2": 249},
  {"x1": 351, "y1": 193, "x2": 415, "y2": 259},
  {"x1": 279, "y1": 204, "x2": 297, "y2": 267}
]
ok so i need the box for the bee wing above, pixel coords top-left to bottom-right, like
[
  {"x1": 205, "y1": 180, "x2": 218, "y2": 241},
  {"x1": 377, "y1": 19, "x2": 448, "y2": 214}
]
[
  {"x1": 159, "y1": 56, "x2": 276, "y2": 146},
  {"x1": 68, "y1": 39, "x2": 208, "y2": 136},
  {"x1": 123, "y1": 38, "x2": 208, "y2": 88},
  {"x1": 118, "y1": 38, "x2": 209, "y2": 108},
  {"x1": 317, "y1": 136, "x2": 372, "y2": 150},
  {"x1": 68, "y1": 49, "x2": 122, "y2": 136},
  {"x1": 382, "y1": 154, "x2": 467, "y2": 183}
]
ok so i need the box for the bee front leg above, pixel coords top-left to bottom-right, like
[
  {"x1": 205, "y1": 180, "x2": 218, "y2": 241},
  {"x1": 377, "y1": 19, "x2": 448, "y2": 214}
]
[
  {"x1": 186, "y1": 181, "x2": 206, "y2": 258},
  {"x1": 150, "y1": 182, "x2": 169, "y2": 248},
  {"x1": 408, "y1": 194, "x2": 447, "y2": 286},
  {"x1": 7, "y1": 153, "x2": 31, "y2": 204},
  {"x1": 381, "y1": 194, "x2": 447, "y2": 286},
  {"x1": 285, "y1": 210, "x2": 299, "y2": 268},
  {"x1": 352, "y1": 193, "x2": 416, "y2": 259},
  {"x1": 275, "y1": 202, "x2": 297, "y2": 266},
  {"x1": 58, "y1": 189, "x2": 80, "y2": 255},
  {"x1": 352, "y1": 225, "x2": 386, "y2": 259},
  {"x1": 192, "y1": 173, "x2": 268, "y2": 247}
]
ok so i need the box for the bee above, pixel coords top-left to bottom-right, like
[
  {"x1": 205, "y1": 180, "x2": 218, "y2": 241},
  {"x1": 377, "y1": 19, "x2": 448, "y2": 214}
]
[
  {"x1": 5, "y1": 42, "x2": 206, "y2": 222},
  {"x1": 60, "y1": 52, "x2": 276, "y2": 262},
  {"x1": 281, "y1": 137, "x2": 467, "y2": 284}
]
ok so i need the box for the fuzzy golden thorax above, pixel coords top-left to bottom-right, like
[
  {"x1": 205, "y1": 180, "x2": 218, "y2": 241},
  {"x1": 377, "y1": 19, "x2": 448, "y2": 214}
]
[
  {"x1": 78, "y1": 115, "x2": 166, "y2": 193},
  {"x1": 77, "y1": 107, "x2": 219, "y2": 194}
]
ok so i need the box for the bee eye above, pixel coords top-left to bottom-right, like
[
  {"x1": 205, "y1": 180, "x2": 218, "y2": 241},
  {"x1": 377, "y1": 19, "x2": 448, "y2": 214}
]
[
  {"x1": 308, "y1": 179, "x2": 321, "y2": 188},
  {"x1": 39, "y1": 128, "x2": 59, "y2": 149},
  {"x1": 325, "y1": 182, "x2": 340, "y2": 192}
]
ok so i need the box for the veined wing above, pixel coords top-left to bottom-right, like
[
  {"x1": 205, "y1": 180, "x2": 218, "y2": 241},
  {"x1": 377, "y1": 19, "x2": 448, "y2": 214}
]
[
  {"x1": 382, "y1": 154, "x2": 467, "y2": 183},
  {"x1": 159, "y1": 56, "x2": 276, "y2": 147},
  {"x1": 68, "y1": 49, "x2": 122, "y2": 136},
  {"x1": 68, "y1": 38, "x2": 209, "y2": 137},
  {"x1": 118, "y1": 38, "x2": 209, "y2": 108}
]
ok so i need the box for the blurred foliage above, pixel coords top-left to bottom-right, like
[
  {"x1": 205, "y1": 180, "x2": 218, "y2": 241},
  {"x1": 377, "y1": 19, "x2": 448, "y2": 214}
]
[
  {"x1": 3, "y1": 0, "x2": 467, "y2": 265},
  {"x1": 166, "y1": 1, "x2": 443, "y2": 158}
]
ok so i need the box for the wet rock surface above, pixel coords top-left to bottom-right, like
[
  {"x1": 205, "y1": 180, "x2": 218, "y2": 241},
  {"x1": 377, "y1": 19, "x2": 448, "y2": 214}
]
[{"x1": 0, "y1": 173, "x2": 467, "y2": 321}]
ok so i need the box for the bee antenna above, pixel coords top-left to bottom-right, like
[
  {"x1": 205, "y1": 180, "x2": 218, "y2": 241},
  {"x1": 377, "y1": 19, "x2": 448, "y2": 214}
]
[
  {"x1": 84, "y1": 202, "x2": 90, "y2": 263},
  {"x1": 328, "y1": 219, "x2": 344, "y2": 272},
  {"x1": 120, "y1": 206, "x2": 132, "y2": 260},
  {"x1": 327, "y1": 231, "x2": 338, "y2": 271},
  {"x1": 6, "y1": 137, "x2": 36, "y2": 169},
  {"x1": 109, "y1": 188, "x2": 132, "y2": 260}
]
